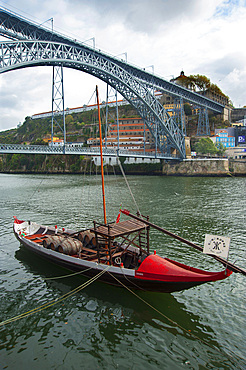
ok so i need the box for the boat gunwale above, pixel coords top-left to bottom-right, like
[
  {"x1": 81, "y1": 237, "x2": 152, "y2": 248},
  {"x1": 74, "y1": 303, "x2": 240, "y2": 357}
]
[{"x1": 13, "y1": 224, "x2": 136, "y2": 277}]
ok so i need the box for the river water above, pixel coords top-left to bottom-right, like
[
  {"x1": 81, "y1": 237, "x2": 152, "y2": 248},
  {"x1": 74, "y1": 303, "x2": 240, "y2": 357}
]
[{"x1": 0, "y1": 173, "x2": 245, "y2": 369}]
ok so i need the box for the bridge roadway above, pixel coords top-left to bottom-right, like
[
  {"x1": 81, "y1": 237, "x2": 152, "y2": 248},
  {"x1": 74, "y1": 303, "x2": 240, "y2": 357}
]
[{"x1": 0, "y1": 143, "x2": 175, "y2": 160}]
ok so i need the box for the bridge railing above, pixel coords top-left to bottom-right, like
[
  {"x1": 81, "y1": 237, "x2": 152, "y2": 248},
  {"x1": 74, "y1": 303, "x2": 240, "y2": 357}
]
[
  {"x1": 0, "y1": 143, "x2": 178, "y2": 160},
  {"x1": 0, "y1": 143, "x2": 63, "y2": 153}
]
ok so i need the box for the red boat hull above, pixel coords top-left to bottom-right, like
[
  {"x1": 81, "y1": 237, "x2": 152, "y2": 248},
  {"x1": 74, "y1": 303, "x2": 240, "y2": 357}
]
[{"x1": 13, "y1": 219, "x2": 232, "y2": 293}]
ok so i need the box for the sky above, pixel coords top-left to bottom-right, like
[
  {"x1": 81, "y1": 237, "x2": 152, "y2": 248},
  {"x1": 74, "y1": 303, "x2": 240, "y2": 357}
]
[{"x1": 0, "y1": 0, "x2": 246, "y2": 131}]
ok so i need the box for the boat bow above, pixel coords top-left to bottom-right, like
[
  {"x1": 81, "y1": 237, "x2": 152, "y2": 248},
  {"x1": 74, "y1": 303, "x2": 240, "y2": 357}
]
[{"x1": 135, "y1": 255, "x2": 232, "y2": 283}]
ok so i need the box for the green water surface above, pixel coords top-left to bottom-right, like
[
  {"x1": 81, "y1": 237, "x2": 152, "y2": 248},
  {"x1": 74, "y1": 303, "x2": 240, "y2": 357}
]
[{"x1": 0, "y1": 173, "x2": 245, "y2": 369}]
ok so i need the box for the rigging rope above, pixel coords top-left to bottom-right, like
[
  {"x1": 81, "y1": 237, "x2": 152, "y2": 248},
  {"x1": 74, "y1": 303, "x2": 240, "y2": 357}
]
[
  {"x1": 29, "y1": 155, "x2": 61, "y2": 200},
  {"x1": 117, "y1": 158, "x2": 141, "y2": 215},
  {"x1": 78, "y1": 154, "x2": 89, "y2": 221},
  {"x1": 86, "y1": 89, "x2": 96, "y2": 107},
  {"x1": 105, "y1": 119, "x2": 141, "y2": 215}
]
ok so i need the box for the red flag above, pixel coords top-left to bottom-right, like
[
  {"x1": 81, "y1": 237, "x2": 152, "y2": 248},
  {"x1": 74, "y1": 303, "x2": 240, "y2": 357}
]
[
  {"x1": 116, "y1": 205, "x2": 122, "y2": 223},
  {"x1": 13, "y1": 216, "x2": 24, "y2": 224}
]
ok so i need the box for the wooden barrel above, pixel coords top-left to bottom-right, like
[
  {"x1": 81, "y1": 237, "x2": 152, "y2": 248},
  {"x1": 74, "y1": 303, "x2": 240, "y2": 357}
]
[
  {"x1": 78, "y1": 231, "x2": 88, "y2": 243},
  {"x1": 78, "y1": 231, "x2": 96, "y2": 247},
  {"x1": 43, "y1": 235, "x2": 65, "y2": 249},
  {"x1": 88, "y1": 233, "x2": 96, "y2": 248},
  {"x1": 58, "y1": 238, "x2": 82, "y2": 255}
]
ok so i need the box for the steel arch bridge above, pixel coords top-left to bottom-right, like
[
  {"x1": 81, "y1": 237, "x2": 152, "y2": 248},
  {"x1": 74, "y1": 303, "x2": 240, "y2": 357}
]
[{"x1": 0, "y1": 8, "x2": 225, "y2": 160}]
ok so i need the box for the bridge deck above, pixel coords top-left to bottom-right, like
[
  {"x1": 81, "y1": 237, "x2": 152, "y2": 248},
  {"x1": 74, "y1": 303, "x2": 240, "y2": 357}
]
[{"x1": 0, "y1": 144, "x2": 178, "y2": 160}]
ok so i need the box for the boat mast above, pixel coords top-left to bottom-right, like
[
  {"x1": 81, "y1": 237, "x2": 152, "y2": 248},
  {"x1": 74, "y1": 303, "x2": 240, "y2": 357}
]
[{"x1": 96, "y1": 85, "x2": 107, "y2": 224}]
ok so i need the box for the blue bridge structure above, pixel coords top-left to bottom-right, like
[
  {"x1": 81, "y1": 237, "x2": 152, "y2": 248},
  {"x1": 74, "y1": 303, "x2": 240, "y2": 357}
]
[
  {"x1": 0, "y1": 8, "x2": 225, "y2": 160},
  {"x1": 0, "y1": 143, "x2": 174, "y2": 160}
]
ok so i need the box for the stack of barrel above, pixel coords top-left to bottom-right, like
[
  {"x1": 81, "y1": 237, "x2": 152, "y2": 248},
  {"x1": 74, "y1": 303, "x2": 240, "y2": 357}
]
[
  {"x1": 43, "y1": 235, "x2": 65, "y2": 251},
  {"x1": 42, "y1": 230, "x2": 97, "y2": 256},
  {"x1": 77, "y1": 231, "x2": 96, "y2": 248}
]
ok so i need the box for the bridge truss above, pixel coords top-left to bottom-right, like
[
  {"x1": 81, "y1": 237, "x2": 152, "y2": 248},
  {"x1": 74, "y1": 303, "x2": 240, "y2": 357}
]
[
  {"x1": 0, "y1": 8, "x2": 224, "y2": 160},
  {"x1": 0, "y1": 143, "x2": 174, "y2": 160}
]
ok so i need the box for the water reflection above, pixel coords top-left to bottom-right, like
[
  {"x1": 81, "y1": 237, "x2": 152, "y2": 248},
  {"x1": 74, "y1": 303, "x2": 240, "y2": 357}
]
[{"x1": 0, "y1": 247, "x2": 241, "y2": 369}]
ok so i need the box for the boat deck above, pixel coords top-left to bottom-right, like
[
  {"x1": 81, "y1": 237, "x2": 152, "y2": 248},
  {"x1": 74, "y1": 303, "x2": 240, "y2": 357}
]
[
  {"x1": 22, "y1": 230, "x2": 141, "y2": 269},
  {"x1": 91, "y1": 219, "x2": 147, "y2": 238}
]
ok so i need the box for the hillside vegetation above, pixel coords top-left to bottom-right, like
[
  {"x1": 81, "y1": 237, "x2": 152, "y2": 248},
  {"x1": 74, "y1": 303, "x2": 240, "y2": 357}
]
[
  {"x1": 0, "y1": 103, "x2": 137, "y2": 145},
  {"x1": 0, "y1": 103, "x2": 139, "y2": 173}
]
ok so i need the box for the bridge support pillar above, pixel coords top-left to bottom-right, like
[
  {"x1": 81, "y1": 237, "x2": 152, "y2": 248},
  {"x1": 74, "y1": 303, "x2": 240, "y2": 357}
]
[
  {"x1": 197, "y1": 107, "x2": 210, "y2": 136},
  {"x1": 51, "y1": 65, "x2": 66, "y2": 145},
  {"x1": 105, "y1": 84, "x2": 120, "y2": 150},
  {"x1": 173, "y1": 97, "x2": 186, "y2": 136}
]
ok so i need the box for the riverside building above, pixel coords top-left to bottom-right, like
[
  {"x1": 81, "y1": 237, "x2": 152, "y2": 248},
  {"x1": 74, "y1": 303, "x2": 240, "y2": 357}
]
[{"x1": 88, "y1": 117, "x2": 156, "y2": 153}]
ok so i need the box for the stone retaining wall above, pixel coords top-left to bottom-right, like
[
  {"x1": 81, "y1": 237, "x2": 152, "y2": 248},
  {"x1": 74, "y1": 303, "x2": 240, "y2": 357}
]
[
  {"x1": 229, "y1": 159, "x2": 246, "y2": 176},
  {"x1": 161, "y1": 159, "x2": 231, "y2": 176}
]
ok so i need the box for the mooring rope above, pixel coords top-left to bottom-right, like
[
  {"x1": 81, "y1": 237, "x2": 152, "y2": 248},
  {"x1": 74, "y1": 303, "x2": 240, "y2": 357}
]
[
  {"x1": 0, "y1": 265, "x2": 109, "y2": 327},
  {"x1": 1, "y1": 264, "x2": 244, "y2": 365},
  {"x1": 107, "y1": 271, "x2": 194, "y2": 334},
  {"x1": 44, "y1": 266, "x2": 93, "y2": 280},
  {"x1": 106, "y1": 271, "x2": 243, "y2": 364},
  {"x1": 0, "y1": 265, "x2": 94, "y2": 281}
]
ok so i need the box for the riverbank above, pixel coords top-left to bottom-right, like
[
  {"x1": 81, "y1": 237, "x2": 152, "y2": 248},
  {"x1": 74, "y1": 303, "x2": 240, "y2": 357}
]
[
  {"x1": 0, "y1": 154, "x2": 245, "y2": 176},
  {"x1": 162, "y1": 158, "x2": 246, "y2": 176},
  {"x1": 110, "y1": 158, "x2": 245, "y2": 176}
]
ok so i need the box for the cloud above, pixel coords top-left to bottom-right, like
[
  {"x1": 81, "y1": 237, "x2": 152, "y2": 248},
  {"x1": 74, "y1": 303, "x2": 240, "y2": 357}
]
[
  {"x1": 69, "y1": 0, "x2": 222, "y2": 34},
  {"x1": 222, "y1": 67, "x2": 246, "y2": 106},
  {"x1": 0, "y1": 0, "x2": 246, "y2": 131},
  {"x1": 0, "y1": 67, "x2": 52, "y2": 129}
]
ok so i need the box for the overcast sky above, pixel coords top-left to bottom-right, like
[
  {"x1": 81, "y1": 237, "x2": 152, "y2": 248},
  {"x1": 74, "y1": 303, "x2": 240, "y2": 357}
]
[{"x1": 0, "y1": 0, "x2": 246, "y2": 131}]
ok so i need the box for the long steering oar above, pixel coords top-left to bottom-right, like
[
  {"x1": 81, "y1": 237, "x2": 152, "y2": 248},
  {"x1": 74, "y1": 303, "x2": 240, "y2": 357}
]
[{"x1": 121, "y1": 209, "x2": 246, "y2": 276}]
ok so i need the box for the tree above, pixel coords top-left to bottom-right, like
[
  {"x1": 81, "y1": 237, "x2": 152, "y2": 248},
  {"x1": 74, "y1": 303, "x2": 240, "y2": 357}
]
[
  {"x1": 31, "y1": 138, "x2": 48, "y2": 145},
  {"x1": 65, "y1": 114, "x2": 74, "y2": 124},
  {"x1": 215, "y1": 142, "x2": 226, "y2": 157},
  {"x1": 176, "y1": 74, "x2": 228, "y2": 100},
  {"x1": 184, "y1": 103, "x2": 192, "y2": 116},
  {"x1": 194, "y1": 138, "x2": 218, "y2": 156},
  {"x1": 190, "y1": 74, "x2": 211, "y2": 91}
]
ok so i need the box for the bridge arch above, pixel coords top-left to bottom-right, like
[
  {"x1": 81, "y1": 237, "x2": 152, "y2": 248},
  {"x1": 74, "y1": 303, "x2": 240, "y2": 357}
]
[{"x1": 0, "y1": 40, "x2": 185, "y2": 158}]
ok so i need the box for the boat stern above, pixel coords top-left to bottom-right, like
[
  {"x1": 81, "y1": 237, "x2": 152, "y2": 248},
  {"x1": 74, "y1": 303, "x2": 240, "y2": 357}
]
[{"x1": 13, "y1": 217, "x2": 40, "y2": 238}]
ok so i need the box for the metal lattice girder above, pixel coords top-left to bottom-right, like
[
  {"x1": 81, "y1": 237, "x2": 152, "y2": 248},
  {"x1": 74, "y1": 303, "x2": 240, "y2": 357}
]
[
  {"x1": 172, "y1": 97, "x2": 186, "y2": 136},
  {"x1": 0, "y1": 8, "x2": 57, "y2": 42},
  {"x1": 197, "y1": 107, "x2": 210, "y2": 136},
  {"x1": 120, "y1": 67, "x2": 225, "y2": 113},
  {"x1": 0, "y1": 40, "x2": 186, "y2": 158},
  {"x1": 0, "y1": 8, "x2": 225, "y2": 114},
  {"x1": 51, "y1": 65, "x2": 66, "y2": 145},
  {"x1": 0, "y1": 143, "x2": 176, "y2": 159}
]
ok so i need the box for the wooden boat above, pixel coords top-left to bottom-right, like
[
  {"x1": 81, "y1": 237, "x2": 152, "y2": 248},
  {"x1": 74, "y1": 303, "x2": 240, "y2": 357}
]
[
  {"x1": 13, "y1": 214, "x2": 233, "y2": 293},
  {"x1": 13, "y1": 86, "x2": 244, "y2": 293}
]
